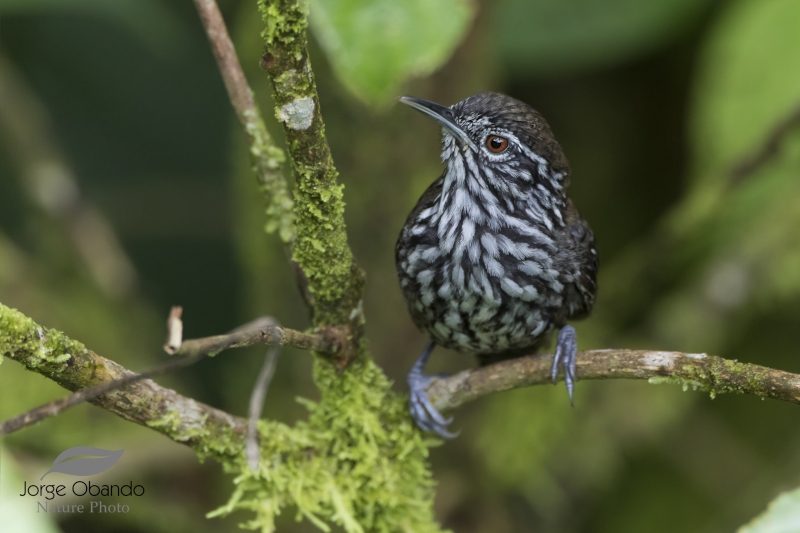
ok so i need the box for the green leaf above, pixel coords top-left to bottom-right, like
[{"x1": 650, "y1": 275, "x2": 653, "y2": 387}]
[
  {"x1": 491, "y1": 0, "x2": 713, "y2": 78},
  {"x1": 0, "y1": 0, "x2": 190, "y2": 59},
  {"x1": 739, "y1": 487, "x2": 800, "y2": 533},
  {"x1": 309, "y1": 0, "x2": 474, "y2": 107}
]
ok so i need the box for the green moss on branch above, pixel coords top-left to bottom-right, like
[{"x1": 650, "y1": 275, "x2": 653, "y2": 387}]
[
  {"x1": 210, "y1": 356, "x2": 443, "y2": 533},
  {"x1": 257, "y1": 0, "x2": 364, "y2": 327},
  {"x1": 0, "y1": 302, "x2": 245, "y2": 458},
  {"x1": 1, "y1": 303, "x2": 90, "y2": 383}
]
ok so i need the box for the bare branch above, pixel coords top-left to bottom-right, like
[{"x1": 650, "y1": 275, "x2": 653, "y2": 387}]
[
  {"x1": 173, "y1": 320, "x2": 340, "y2": 357},
  {"x1": 192, "y1": 0, "x2": 295, "y2": 243},
  {"x1": 243, "y1": 318, "x2": 282, "y2": 470},
  {"x1": 427, "y1": 349, "x2": 800, "y2": 412}
]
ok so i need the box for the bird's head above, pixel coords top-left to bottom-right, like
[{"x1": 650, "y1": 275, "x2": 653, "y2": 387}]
[{"x1": 399, "y1": 92, "x2": 570, "y2": 192}]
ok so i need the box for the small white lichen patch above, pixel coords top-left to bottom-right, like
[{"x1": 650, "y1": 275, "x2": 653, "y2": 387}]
[
  {"x1": 643, "y1": 352, "x2": 678, "y2": 368},
  {"x1": 278, "y1": 97, "x2": 314, "y2": 130},
  {"x1": 349, "y1": 300, "x2": 364, "y2": 321},
  {"x1": 685, "y1": 353, "x2": 707, "y2": 360}
]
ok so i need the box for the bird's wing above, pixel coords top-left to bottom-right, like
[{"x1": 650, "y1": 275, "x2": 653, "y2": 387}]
[{"x1": 561, "y1": 200, "x2": 598, "y2": 320}]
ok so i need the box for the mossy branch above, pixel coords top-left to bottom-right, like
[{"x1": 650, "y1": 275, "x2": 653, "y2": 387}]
[
  {"x1": 0, "y1": 302, "x2": 337, "y2": 440},
  {"x1": 427, "y1": 349, "x2": 800, "y2": 412},
  {"x1": 0, "y1": 303, "x2": 245, "y2": 455},
  {"x1": 257, "y1": 0, "x2": 364, "y2": 328}
]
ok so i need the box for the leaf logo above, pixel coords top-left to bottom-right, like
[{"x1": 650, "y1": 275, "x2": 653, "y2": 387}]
[{"x1": 40, "y1": 447, "x2": 124, "y2": 480}]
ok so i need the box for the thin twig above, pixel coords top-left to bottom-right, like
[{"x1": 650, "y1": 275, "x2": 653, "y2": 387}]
[
  {"x1": 174, "y1": 320, "x2": 340, "y2": 357},
  {"x1": 427, "y1": 349, "x2": 800, "y2": 412},
  {"x1": 192, "y1": 0, "x2": 295, "y2": 243},
  {"x1": 243, "y1": 318, "x2": 282, "y2": 470}
]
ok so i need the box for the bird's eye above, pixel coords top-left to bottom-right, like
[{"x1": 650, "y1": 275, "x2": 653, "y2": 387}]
[{"x1": 486, "y1": 135, "x2": 509, "y2": 153}]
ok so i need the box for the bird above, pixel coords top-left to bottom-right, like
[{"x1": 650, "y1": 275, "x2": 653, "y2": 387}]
[{"x1": 396, "y1": 92, "x2": 598, "y2": 438}]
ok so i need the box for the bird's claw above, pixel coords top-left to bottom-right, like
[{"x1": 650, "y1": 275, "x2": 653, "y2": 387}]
[
  {"x1": 407, "y1": 342, "x2": 459, "y2": 438},
  {"x1": 551, "y1": 325, "x2": 578, "y2": 405},
  {"x1": 409, "y1": 373, "x2": 458, "y2": 438}
]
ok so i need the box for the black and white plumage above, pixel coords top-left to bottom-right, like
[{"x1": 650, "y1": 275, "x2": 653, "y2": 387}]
[{"x1": 396, "y1": 92, "x2": 598, "y2": 437}]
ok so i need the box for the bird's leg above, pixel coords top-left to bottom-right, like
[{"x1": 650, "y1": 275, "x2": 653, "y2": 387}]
[
  {"x1": 407, "y1": 341, "x2": 458, "y2": 438},
  {"x1": 551, "y1": 325, "x2": 578, "y2": 405}
]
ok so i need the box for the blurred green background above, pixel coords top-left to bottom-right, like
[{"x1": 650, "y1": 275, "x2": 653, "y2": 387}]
[{"x1": 2, "y1": 0, "x2": 800, "y2": 531}]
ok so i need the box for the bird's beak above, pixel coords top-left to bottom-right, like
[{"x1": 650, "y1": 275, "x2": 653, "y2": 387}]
[{"x1": 398, "y1": 96, "x2": 477, "y2": 151}]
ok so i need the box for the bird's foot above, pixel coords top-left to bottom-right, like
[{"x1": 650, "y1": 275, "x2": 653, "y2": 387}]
[
  {"x1": 408, "y1": 342, "x2": 458, "y2": 438},
  {"x1": 551, "y1": 325, "x2": 578, "y2": 405}
]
